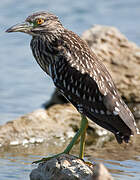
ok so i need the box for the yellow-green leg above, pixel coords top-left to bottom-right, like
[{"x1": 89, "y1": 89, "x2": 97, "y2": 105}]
[
  {"x1": 33, "y1": 114, "x2": 88, "y2": 164},
  {"x1": 79, "y1": 115, "x2": 88, "y2": 159}
]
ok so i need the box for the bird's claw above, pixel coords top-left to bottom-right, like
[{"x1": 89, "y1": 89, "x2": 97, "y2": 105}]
[{"x1": 84, "y1": 161, "x2": 94, "y2": 167}]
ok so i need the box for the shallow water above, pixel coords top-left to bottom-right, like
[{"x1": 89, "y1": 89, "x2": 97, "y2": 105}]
[
  {"x1": 0, "y1": 135, "x2": 140, "y2": 180},
  {"x1": 1, "y1": 0, "x2": 140, "y2": 179}
]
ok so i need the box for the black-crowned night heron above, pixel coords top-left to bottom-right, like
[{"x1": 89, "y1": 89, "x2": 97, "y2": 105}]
[{"x1": 6, "y1": 11, "x2": 139, "y2": 163}]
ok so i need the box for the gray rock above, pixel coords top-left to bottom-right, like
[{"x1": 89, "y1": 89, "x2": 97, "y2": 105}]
[
  {"x1": 0, "y1": 104, "x2": 112, "y2": 148},
  {"x1": 30, "y1": 154, "x2": 113, "y2": 180}
]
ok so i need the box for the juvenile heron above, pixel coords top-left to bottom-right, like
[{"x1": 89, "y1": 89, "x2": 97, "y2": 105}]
[{"x1": 6, "y1": 11, "x2": 139, "y2": 163}]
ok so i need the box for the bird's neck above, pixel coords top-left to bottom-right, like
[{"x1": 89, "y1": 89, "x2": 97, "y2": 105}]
[
  {"x1": 30, "y1": 31, "x2": 64, "y2": 75},
  {"x1": 36, "y1": 27, "x2": 64, "y2": 44}
]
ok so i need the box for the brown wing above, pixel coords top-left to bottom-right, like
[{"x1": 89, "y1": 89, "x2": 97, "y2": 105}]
[{"x1": 48, "y1": 30, "x2": 139, "y2": 143}]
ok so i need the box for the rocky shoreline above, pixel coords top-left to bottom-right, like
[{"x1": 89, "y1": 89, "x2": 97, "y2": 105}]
[{"x1": 0, "y1": 104, "x2": 113, "y2": 148}]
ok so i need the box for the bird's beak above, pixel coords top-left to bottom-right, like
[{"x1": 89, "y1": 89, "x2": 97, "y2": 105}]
[{"x1": 5, "y1": 22, "x2": 32, "y2": 33}]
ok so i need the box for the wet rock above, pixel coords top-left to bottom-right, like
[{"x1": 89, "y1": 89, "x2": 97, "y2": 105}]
[
  {"x1": 0, "y1": 104, "x2": 112, "y2": 148},
  {"x1": 30, "y1": 154, "x2": 113, "y2": 180},
  {"x1": 45, "y1": 25, "x2": 140, "y2": 108}
]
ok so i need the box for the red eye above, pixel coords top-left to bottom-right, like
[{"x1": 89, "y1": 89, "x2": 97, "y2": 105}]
[{"x1": 36, "y1": 18, "x2": 44, "y2": 25}]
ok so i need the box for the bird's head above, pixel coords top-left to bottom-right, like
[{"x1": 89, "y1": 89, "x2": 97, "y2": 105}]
[{"x1": 6, "y1": 11, "x2": 63, "y2": 36}]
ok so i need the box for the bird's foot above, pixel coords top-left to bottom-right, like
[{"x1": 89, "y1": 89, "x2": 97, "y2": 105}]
[
  {"x1": 32, "y1": 152, "x2": 67, "y2": 164},
  {"x1": 32, "y1": 152, "x2": 93, "y2": 166},
  {"x1": 84, "y1": 160, "x2": 94, "y2": 167}
]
